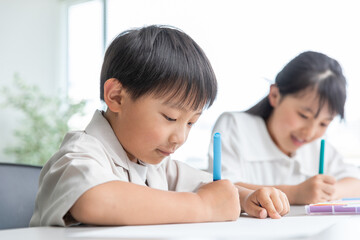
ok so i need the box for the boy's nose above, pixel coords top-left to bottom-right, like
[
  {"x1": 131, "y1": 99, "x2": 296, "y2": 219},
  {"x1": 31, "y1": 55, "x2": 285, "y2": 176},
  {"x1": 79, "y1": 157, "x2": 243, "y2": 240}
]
[{"x1": 169, "y1": 126, "x2": 187, "y2": 146}]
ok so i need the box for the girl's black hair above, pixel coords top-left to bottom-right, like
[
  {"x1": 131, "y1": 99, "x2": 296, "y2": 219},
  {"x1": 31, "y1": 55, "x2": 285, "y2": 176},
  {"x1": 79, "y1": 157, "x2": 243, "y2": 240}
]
[
  {"x1": 100, "y1": 25, "x2": 217, "y2": 110},
  {"x1": 246, "y1": 51, "x2": 346, "y2": 120}
]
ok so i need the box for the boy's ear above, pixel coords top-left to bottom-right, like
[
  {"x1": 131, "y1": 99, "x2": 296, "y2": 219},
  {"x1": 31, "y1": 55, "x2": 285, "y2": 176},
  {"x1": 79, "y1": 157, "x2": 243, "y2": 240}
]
[
  {"x1": 103, "y1": 78, "x2": 126, "y2": 113},
  {"x1": 268, "y1": 84, "x2": 281, "y2": 107}
]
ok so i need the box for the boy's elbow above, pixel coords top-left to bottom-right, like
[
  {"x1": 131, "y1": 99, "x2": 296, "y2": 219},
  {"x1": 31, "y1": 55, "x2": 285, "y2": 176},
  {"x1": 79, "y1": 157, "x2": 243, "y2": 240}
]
[
  {"x1": 69, "y1": 185, "x2": 127, "y2": 225},
  {"x1": 69, "y1": 194, "x2": 103, "y2": 225}
]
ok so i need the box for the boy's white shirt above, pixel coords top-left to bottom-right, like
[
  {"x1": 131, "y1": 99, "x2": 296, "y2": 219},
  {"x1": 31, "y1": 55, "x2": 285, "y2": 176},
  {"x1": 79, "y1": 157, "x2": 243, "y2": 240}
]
[
  {"x1": 30, "y1": 110, "x2": 212, "y2": 227},
  {"x1": 207, "y1": 112, "x2": 360, "y2": 185}
]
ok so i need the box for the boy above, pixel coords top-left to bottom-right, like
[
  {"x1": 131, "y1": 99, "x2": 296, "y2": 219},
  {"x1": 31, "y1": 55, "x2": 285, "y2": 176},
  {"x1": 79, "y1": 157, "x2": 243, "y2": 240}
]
[{"x1": 30, "y1": 25, "x2": 288, "y2": 227}]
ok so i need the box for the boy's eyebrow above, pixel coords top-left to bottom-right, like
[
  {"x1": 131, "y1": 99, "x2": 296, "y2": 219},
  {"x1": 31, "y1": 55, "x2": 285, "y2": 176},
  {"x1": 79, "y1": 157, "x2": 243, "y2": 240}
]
[
  {"x1": 164, "y1": 101, "x2": 203, "y2": 115},
  {"x1": 302, "y1": 107, "x2": 315, "y2": 114}
]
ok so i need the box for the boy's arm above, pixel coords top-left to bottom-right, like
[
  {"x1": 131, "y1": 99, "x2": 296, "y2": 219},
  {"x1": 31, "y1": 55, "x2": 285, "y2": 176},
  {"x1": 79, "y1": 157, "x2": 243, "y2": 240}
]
[
  {"x1": 70, "y1": 179, "x2": 240, "y2": 226},
  {"x1": 236, "y1": 185, "x2": 289, "y2": 219},
  {"x1": 235, "y1": 181, "x2": 298, "y2": 204}
]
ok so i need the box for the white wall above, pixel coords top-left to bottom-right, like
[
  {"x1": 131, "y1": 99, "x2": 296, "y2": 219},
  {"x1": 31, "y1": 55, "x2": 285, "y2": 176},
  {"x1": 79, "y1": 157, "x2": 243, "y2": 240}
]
[
  {"x1": 105, "y1": 0, "x2": 360, "y2": 167},
  {"x1": 2, "y1": 0, "x2": 360, "y2": 167},
  {"x1": 0, "y1": 0, "x2": 64, "y2": 163}
]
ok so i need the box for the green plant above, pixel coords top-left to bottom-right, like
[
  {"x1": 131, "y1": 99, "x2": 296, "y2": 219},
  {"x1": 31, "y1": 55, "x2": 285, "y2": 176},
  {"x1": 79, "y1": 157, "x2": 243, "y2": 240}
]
[{"x1": 1, "y1": 75, "x2": 86, "y2": 165}]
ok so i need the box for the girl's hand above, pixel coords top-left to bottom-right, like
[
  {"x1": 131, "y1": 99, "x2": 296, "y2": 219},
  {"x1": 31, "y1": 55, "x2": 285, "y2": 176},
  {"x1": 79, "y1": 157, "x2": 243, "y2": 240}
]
[
  {"x1": 238, "y1": 186, "x2": 290, "y2": 219},
  {"x1": 292, "y1": 175, "x2": 336, "y2": 204}
]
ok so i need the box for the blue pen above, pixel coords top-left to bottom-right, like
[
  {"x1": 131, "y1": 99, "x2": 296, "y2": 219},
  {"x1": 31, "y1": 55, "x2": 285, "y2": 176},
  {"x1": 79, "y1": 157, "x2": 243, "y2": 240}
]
[
  {"x1": 319, "y1": 139, "x2": 325, "y2": 174},
  {"x1": 213, "y1": 132, "x2": 221, "y2": 181}
]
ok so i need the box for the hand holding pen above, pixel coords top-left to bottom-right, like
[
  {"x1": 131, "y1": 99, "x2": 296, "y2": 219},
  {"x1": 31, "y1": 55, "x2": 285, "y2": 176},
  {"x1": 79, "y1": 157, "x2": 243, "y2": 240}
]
[
  {"x1": 289, "y1": 139, "x2": 336, "y2": 204},
  {"x1": 193, "y1": 132, "x2": 240, "y2": 222},
  {"x1": 213, "y1": 133, "x2": 290, "y2": 218}
]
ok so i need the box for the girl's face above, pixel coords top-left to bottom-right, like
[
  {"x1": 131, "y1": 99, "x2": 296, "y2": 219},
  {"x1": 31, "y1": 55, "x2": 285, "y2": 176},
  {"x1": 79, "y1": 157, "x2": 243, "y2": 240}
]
[
  {"x1": 107, "y1": 89, "x2": 202, "y2": 164},
  {"x1": 266, "y1": 86, "x2": 335, "y2": 156}
]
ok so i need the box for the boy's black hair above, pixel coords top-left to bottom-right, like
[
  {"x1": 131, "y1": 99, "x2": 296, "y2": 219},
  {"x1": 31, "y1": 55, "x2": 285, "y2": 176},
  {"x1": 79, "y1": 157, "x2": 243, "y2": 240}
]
[
  {"x1": 247, "y1": 51, "x2": 346, "y2": 120},
  {"x1": 100, "y1": 25, "x2": 217, "y2": 110}
]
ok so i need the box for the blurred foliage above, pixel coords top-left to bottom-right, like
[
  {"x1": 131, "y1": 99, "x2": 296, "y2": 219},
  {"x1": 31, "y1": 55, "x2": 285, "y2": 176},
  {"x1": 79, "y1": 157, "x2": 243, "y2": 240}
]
[{"x1": 0, "y1": 75, "x2": 86, "y2": 166}]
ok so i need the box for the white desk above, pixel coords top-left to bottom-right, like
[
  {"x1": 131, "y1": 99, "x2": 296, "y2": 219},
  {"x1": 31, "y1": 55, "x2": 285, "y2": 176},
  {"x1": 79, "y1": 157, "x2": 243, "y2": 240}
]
[{"x1": 1, "y1": 206, "x2": 360, "y2": 240}]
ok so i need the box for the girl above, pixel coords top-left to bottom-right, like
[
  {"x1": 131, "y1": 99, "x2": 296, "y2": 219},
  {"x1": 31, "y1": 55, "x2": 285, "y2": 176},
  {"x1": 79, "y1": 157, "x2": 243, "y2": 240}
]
[
  {"x1": 208, "y1": 51, "x2": 360, "y2": 205},
  {"x1": 30, "y1": 25, "x2": 288, "y2": 227}
]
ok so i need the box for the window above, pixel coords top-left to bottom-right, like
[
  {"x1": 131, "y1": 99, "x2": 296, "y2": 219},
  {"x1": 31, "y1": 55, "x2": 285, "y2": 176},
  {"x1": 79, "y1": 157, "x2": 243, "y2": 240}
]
[
  {"x1": 67, "y1": 0, "x2": 360, "y2": 168},
  {"x1": 67, "y1": 0, "x2": 105, "y2": 128}
]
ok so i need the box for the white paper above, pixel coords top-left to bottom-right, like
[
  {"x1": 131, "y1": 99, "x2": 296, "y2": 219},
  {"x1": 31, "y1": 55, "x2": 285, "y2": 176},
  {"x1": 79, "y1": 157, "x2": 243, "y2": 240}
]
[{"x1": 69, "y1": 215, "x2": 351, "y2": 240}]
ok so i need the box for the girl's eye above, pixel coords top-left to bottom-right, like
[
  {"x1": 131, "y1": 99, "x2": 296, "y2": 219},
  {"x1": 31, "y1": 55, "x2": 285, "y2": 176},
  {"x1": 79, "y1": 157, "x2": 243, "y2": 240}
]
[
  {"x1": 298, "y1": 112, "x2": 308, "y2": 119},
  {"x1": 163, "y1": 114, "x2": 176, "y2": 122},
  {"x1": 187, "y1": 122, "x2": 194, "y2": 127}
]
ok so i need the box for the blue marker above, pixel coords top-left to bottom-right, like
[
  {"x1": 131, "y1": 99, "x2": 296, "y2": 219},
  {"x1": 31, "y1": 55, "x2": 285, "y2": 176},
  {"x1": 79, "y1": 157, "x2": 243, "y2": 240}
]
[
  {"x1": 341, "y1": 198, "x2": 360, "y2": 201},
  {"x1": 319, "y1": 139, "x2": 325, "y2": 174},
  {"x1": 213, "y1": 132, "x2": 221, "y2": 181}
]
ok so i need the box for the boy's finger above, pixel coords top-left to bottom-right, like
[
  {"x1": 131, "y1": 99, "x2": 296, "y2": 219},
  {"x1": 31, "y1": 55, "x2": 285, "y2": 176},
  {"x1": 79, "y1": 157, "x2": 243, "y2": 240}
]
[
  {"x1": 257, "y1": 197, "x2": 281, "y2": 219},
  {"x1": 285, "y1": 192, "x2": 291, "y2": 215},
  {"x1": 259, "y1": 208, "x2": 267, "y2": 219},
  {"x1": 279, "y1": 191, "x2": 290, "y2": 215},
  {"x1": 246, "y1": 203, "x2": 268, "y2": 219},
  {"x1": 270, "y1": 192, "x2": 284, "y2": 214}
]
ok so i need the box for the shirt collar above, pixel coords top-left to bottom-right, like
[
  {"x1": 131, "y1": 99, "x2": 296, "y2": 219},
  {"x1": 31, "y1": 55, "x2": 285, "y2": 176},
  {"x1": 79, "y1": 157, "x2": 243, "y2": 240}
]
[
  {"x1": 128, "y1": 160, "x2": 148, "y2": 183},
  {"x1": 245, "y1": 114, "x2": 298, "y2": 162},
  {"x1": 84, "y1": 110, "x2": 166, "y2": 172},
  {"x1": 84, "y1": 110, "x2": 132, "y2": 170}
]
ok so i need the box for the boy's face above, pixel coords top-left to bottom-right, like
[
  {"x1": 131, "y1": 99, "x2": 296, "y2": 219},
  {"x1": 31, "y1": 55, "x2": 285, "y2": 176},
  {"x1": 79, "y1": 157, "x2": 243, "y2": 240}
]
[
  {"x1": 266, "y1": 86, "x2": 335, "y2": 156},
  {"x1": 108, "y1": 91, "x2": 202, "y2": 164}
]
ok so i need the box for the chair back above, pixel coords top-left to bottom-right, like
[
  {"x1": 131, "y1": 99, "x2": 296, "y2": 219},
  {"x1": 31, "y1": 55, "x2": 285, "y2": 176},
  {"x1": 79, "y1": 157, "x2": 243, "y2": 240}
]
[{"x1": 0, "y1": 163, "x2": 42, "y2": 229}]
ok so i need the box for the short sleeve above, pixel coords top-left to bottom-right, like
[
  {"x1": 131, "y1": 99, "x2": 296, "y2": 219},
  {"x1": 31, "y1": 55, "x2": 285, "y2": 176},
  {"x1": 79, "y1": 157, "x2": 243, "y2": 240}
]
[
  {"x1": 164, "y1": 158, "x2": 212, "y2": 192},
  {"x1": 30, "y1": 133, "x2": 123, "y2": 227}
]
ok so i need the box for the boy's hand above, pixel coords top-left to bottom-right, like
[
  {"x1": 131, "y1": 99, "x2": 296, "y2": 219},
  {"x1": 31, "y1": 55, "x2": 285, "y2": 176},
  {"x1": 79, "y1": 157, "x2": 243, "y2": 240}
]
[
  {"x1": 239, "y1": 186, "x2": 290, "y2": 219},
  {"x1": 293, "y1": 175, "x2": 336, "y2": 204},
  {"x1": 197, "y1": 180, "x2": 240, "y2": 222}
]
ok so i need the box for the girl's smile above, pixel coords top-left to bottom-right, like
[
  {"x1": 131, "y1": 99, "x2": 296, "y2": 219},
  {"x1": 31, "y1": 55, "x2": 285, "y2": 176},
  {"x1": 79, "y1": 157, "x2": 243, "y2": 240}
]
[
  {"x1": 267, "y1": 86, "x2": 335, "y2": 156},
  {"x1": 290, "y1": 135, "x2": 306, "y2": 147}
]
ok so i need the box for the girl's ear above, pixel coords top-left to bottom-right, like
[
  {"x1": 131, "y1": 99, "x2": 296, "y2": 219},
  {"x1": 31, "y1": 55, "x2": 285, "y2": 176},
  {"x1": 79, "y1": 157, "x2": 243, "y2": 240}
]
[
  {"x1": 103, "y1": 78, "x2": 127, "y2": 113},
  {"x1": 268, "y1": 84, "x2": 281, "y2": 107}
]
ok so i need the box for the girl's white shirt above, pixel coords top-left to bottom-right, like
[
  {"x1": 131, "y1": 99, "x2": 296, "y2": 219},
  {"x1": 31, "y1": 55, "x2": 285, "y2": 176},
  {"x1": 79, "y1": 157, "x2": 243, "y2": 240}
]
[
  {"x1": 207, "y1": 112, "x2": 360, "y2": 185},
  {"x1": 30, "y1": 110, "x2": 211, "y2": 227}
]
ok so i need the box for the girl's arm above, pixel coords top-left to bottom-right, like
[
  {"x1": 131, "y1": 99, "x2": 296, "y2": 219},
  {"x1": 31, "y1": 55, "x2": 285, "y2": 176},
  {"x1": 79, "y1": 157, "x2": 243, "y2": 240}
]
[
  {"x1": 235, "y1": 175, "x2": 338, "y2": 205},
  {"x1": 70, "y1": 179, "x2": 240, "y2": 226},
  {"x1": 334, "y1": 177, "x2": 360, "y2": 199}
]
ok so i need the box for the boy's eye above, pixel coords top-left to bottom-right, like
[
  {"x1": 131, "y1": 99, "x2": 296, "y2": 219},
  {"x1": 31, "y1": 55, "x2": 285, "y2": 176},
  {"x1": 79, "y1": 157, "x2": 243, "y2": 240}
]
[
  {"x1": 188, "y1": 122, "x2": 194, "y2": 127},
  {"x1": 163, "y1": 114, "x2": 176, "y2": 122},
  {"x1": 320, "y1": 122, "x2": 328, "y2": 127}
]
